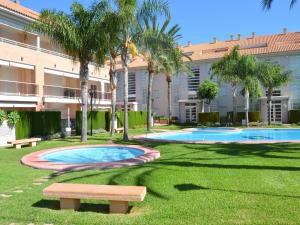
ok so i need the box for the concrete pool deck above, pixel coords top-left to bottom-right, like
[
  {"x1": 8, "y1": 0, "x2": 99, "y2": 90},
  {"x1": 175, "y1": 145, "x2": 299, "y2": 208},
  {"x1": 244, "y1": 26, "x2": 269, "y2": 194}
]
[{"x1": 21, "y1": 144, "x2": 160, "y2": 171}]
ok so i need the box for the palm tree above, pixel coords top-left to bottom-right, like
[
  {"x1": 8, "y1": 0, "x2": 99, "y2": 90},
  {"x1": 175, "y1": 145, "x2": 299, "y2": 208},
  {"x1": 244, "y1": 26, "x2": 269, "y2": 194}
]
[
  {"x1": 27, "y1": 1, "x2": 109, "y2": 142},
  {"x1": 262, "y1": 0, "x2": 297, "y2": 9},
  {"x1": 256, "y1": 61, "x2": 292, "y2": 125},
  {"x1": 137, "y1": 10, "x2": 178, "y2": 131},
  {"x1": 236, "y1": 55, "x2": 261, "y2": 127},
  {"x1": 102, "y1": 11, "x2": 122, "y2": 136},
  {"x1": 211, "y1": 46, "x2": 241, "y2": 124},
  {"x1": 161, "y1": 46, "x2": 192, "y2": 124},
  {"x1": 112, "y1": 0, "x2": 169, "y2": 139}
]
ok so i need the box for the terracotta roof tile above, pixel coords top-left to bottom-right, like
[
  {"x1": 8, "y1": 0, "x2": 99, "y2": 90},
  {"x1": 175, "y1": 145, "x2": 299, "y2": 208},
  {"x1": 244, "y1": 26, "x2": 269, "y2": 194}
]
[{"x1": 0, "y1": 0, "x2": 39, "y2": 19}]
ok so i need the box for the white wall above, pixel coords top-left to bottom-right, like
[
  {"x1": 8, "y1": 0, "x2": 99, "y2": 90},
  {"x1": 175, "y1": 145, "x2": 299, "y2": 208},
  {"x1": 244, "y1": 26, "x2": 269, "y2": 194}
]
[{"x1": 0, "y1": 120, "x2": 15, "y2": 146}]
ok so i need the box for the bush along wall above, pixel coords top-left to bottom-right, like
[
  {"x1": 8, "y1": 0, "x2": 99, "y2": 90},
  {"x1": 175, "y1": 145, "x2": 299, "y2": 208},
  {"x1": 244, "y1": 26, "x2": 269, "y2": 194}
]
[
  {"x1": 117, "y1": 111, "x2": 147, "y2": 129},
  {"x1": 227, "y1": 111, "x2": 234, "y2": 124},
  {"x1": 236, "y1": 112, "x2": 261, "y2": 123},
  {"x1": 289, "y1": 110, "x2": 300, "y2": 123},
  {"x1": 15, "y1": 111, "x2": 61, "y2": 139},
  {"x1": 198, "y1": 112, "x2": 220, "y2": 125},
  {"x1": 76, "y1": 111, "x2": 111, "y2": 135}
]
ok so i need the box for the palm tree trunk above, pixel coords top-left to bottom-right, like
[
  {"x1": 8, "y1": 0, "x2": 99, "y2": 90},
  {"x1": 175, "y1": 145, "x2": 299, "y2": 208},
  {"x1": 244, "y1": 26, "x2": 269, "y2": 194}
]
[
  {"x1": 80, "y1": 60, "x2": 89, "y2": 142},
  {"x1": 201, "y1": 100, "x2": 205, "y2": 112},
  {"x1": 245, "y1": 88, "x2": 250, "y2": 127},
  {"x1": 268, "y1": 89, "x2": 272, "y2": 126},
  {"x1": 232, "y1": 87, "x2": 237, "y2": 124},
  {"x1": 123, "y1": 57, "x2": 129, "y2": 141},
  {"x1": 208, "y1": 102, "x2": 211, "y2": 113},
  {"x1": 147, "y1": 71, "x2": 154, "y2": 131},
  {"x1": 167, "y1": 80, "x2": 172, "y2": 125},
  {"x1": 109, "y1": 57, "x2": 117, "y2": 136}
]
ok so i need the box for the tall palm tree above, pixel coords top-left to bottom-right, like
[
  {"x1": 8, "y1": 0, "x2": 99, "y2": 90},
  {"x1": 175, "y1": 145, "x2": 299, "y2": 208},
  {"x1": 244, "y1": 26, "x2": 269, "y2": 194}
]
[
  {"x1": 27, "y1": 1, "x2": 109, "y2": 142},
  {"x1": 211, "y1": 46, "x2": 241, "y2": 124},
  {"x1": 137, "y1": 11, "x2": 180, "y2": 131},
  {"x1": 256, "y1": 61, "x2": 292, "y2": 125},
  {"x1": 161, "y1": 46, "x2": 192, "y2": 124},
  {"x1": 262, "y1": 0, "x2": 297, "y2": 9},
  {"x1": 111, "y1": 0, "x2": 168, "y2": 139},
  {"x1": 102, "y1": 11, "x2": 122, "y2": 136},
  {"x1": 236, "y1": 55, "x2": 261, "y2": 127}
]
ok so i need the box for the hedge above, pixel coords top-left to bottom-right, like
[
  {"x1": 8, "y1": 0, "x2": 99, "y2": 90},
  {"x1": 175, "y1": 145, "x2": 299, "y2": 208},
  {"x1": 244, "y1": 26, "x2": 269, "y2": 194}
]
[
  {"x1": 227, "y1": 111, "x2": 234, "y2": 123},
  {"x1": 289, "y1": 110, "x2": 300, "y2": 123},
  {"x1": 15, "y1": 111, "x2": 61, "y2": 139},
  {"x1": 76, "y1": 111, "x2": 111, "y2": 134},
  {"x1": 117, "y1": 111, "x2": 147, "y2": 128},
  {"x1": 198, "y1": 112, "x2": 220, "y2": 124},
  {"x1": 236, "y1": 112, "x2": 261, "y2": 123}
]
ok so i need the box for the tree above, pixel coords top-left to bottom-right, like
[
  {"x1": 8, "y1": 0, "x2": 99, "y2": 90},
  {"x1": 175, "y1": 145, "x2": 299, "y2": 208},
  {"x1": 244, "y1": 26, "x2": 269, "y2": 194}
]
[
  {"x1": 211, "y1": 46, "x2": 240, "y2": 123},
  {"x1": 135, "y1": 1, "x2": 171, "y2": 131},
  {"x1": 27, "y1": 1, "x2": 109, "y2": 142},
  {"x1": 112, "y1": 0, "x2": 169, "y2": 139},
  {"x1": 256, "y1": 61, "x2": 292, "y2": 125},
  {"x1": 161, "y1": 46, "x2": 192, "y2": 124},
  {"x1": 236, "y1": 55, "x2": 261, "y2": 127},
  {"x1": 102, "y1": 11, "x2": 122, "y2": 136},
  {"x1": 197, "y1": 80, "x2": 219, "y2": 112},
  {"x1": 262, "y1": 0, "x2": 297, "y2": 9}
]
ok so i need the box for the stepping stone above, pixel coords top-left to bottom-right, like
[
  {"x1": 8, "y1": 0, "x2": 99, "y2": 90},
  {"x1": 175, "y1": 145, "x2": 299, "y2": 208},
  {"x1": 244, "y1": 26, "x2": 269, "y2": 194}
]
[
  {"x1": 32, "y1": 182, "x2": 43, "y2": 186},
  {"x1": 34, "y1": 179, "x2": 48, "y2": 183},
  {"x1": 9, "y1": 223, "x2": 15, "y2": 225},
  {"x1": 28, "y1": 224, "x2": 35, "y2": 225},
  {"x1": 13, "y1": 190, "x2": 23, "y2": 193},
  {"x1": 44, "y1": 224, "x2": 54, "y2": 225},
  {"x1": 1, "y1": 194, "x2": 12, "y2": 198}
]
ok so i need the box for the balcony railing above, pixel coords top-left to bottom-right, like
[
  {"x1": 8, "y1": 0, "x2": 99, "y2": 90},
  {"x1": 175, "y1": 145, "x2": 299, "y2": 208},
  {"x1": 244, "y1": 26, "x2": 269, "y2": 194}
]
[
  {"x1": 44, "y1": 85, "x2": 81, "y2": 99},
  {"x1": 44, "y1": 85, "x2": 111, "y2": 101},
  {"x1": 0, "y1": 80, "x2": 38, "y2": 96},
  {"x1": 0, "y1": 37, "x2": 72, "y2": 60}
]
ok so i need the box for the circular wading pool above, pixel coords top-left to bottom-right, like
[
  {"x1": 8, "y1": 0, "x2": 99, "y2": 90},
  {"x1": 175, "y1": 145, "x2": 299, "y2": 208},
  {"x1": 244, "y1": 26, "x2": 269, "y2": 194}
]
[{"x1": 21, "y1": 144, "x2": 160, "y2": 171}]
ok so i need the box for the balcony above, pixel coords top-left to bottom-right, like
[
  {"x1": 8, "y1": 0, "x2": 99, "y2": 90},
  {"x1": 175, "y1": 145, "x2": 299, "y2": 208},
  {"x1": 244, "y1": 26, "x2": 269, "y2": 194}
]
[
  {"x1": 0, "y1": 80, "x2": 39, "y2": 103},
  {"x1": 43, "y1": 85, "x2": 111, "y2": 104}
]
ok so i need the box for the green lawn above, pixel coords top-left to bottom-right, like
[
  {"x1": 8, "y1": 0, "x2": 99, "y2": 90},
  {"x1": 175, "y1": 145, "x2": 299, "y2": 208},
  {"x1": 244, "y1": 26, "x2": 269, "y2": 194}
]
[{"x1": 1, "y1": 128, "x2": 300, "y2": 225}]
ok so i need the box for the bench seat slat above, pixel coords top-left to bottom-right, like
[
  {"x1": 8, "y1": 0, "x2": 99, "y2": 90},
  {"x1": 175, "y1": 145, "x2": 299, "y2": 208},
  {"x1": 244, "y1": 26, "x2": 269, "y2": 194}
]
[
  {"x1": 43, "y1": 183, "x2": 146, "y2": 202},
  {"x1": 7, "y1": 138, "x2": 41, "y2": 145}
]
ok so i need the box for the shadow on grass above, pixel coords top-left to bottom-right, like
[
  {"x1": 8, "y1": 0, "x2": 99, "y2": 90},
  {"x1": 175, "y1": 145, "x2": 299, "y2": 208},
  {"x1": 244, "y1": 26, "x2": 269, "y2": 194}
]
[
  {"x1": 32, "y1": 199, "x2": 117, "y2": 214},
  {"x1": 174, "y1": 183, "x2": 300, "y2": 199}
]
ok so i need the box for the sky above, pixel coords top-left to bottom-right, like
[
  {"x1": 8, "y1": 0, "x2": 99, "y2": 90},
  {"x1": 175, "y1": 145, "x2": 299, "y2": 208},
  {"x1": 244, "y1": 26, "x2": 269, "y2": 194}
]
[{"x1": 20, "y1": 0, "x2": 300, "y2": 45}]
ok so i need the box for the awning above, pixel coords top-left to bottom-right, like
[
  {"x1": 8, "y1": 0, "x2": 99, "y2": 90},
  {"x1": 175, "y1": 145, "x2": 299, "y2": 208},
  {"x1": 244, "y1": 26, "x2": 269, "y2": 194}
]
[
  {"x1": 0, "y1": 102, "x2": 36, "y2": 108},
  {"x1": 10, "y1": 62, "x2": 34, "y2": 70}
]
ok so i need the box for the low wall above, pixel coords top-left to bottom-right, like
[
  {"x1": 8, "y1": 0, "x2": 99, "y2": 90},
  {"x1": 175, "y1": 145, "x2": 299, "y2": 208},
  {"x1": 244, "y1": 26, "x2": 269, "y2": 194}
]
[{"x1": 0, "y1": 120, "x2": 15, "y2": 146}]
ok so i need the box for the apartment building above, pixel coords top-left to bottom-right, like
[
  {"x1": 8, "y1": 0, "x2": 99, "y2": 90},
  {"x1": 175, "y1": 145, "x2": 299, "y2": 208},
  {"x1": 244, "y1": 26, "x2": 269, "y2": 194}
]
[
  {"x1": 117, "y1": 31, "x2": 300, "y2": 124},
  {"x1": 0, "y1": 0, "x2": 111, "y2": 127}
]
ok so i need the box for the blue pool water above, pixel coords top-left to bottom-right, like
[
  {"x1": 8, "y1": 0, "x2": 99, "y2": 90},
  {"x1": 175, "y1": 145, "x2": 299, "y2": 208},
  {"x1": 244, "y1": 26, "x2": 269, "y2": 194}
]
[
  {"x1": 41, "y1": 147, "x2": 144, "y2": 164},
  {"x1": 146, "y1": 128, "x2": 300, "y2": 142}
]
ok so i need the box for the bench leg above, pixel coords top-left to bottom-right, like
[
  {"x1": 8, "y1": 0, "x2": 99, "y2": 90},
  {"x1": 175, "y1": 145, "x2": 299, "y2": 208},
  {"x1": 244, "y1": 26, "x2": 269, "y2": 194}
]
[
  {"x1": 109, "y1": 201, "x2": 128, "y2": 214},
  {"x1": 60, "y1": 198, "x2": 80, "y2": 210},
  {"x1": 15, "y1": 144, "x2": 21, "y2": 149},
  {"x1": 30, "y1": 142, "x2": 36, "y2": 147}
]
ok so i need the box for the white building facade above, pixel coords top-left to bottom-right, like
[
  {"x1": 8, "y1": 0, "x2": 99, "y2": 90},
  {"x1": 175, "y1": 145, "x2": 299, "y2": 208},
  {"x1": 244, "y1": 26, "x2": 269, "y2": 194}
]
[{"x1": 117, "y1": 31, "x2": 300, "y2": 124}]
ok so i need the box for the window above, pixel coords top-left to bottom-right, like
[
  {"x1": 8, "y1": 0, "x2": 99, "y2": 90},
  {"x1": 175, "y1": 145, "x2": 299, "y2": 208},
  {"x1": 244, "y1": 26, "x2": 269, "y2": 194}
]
[
  {"x1": 128, "y1": 72, "x2": 136, "y2": 102},
  {"x1": 188, "y1": 68, "x2": 200, "y2": 91},
  {"x1": 265, "y1": 90, "x2": 281, "y2": 96}
]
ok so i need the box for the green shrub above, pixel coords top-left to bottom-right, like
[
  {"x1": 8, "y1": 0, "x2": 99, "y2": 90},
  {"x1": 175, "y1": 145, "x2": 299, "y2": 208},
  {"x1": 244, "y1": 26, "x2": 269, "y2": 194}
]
[
  {"x1": 15, "y1": 111, "x2": 61, "y2": 139},
  {"x1": 0, "y1": 110, "x2": 6, "y2": 124},
  {"x1": 117, "y1": 111, "x2": 147, "y2": 129},
  {"x1": 76, "y1": 111, "x2": 111, "y2": 135},
  {"x1": 289, "y1": 110, "x2": 300, "y2": 123},
  {"x1": 236, "y1": 112, "x2": 261, "y2": 123},
  {"x1": 227, "y1": 112, "x2": 233, "y2": 123},
  {"x1": 7, "y1": 111, "x2": 20, "y2": 127},
  {"x1": 198, "y1": 112, "x2": 220, "y2": 125}
]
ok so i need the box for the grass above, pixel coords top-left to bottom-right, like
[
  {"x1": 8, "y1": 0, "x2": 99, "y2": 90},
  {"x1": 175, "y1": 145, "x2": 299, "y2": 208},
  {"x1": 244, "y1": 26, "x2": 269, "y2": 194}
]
[{"x1": 1, "y1": 128, "x2": 300, "y2": 224}]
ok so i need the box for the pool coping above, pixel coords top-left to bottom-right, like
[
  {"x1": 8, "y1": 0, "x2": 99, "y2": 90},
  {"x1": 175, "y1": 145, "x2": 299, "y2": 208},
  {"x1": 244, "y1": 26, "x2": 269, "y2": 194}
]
[
  {"x1": 21, "y1": 144, "x2": 160, "y2": 172},
  {"x1": 133, "y1": 128, "x2": 300, "y2": 144}
]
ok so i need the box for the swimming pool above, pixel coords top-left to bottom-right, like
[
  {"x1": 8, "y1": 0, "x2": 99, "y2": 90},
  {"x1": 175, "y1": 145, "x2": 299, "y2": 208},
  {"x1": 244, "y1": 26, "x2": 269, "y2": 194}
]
[
  {"x1": 21, "y1": 144, "x2": 160, "y2": 171},
  {"x1": 137, "y1": 128, "x2": 300, "y2": 143}
]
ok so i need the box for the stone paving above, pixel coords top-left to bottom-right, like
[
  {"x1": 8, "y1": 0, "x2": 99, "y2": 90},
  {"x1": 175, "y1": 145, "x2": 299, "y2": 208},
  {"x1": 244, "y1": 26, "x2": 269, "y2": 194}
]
[{"x1": 3, "y1": 173, "x2": 58, "y2": 225}]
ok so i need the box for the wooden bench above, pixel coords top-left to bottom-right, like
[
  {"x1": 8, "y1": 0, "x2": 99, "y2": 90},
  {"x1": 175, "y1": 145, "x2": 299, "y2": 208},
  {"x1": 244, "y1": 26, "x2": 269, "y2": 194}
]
[
  {"x1": 114, "y1": 127, "x2": 124, "y2": 134},
  {"x1": 7, "y1": 138, "x2": 41, "y2": 149},
  {"x1": 43, "y1": 183, "x2": 147, "y2": 214}
]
